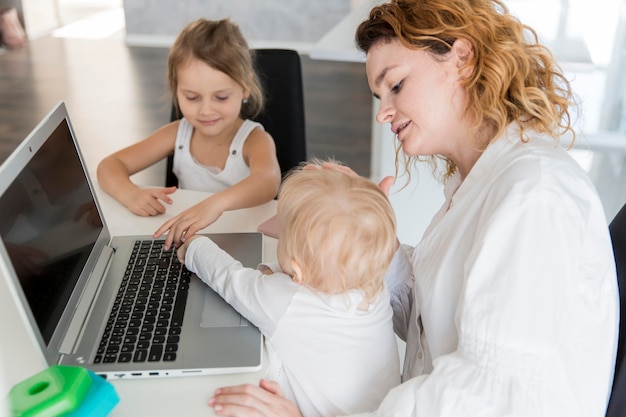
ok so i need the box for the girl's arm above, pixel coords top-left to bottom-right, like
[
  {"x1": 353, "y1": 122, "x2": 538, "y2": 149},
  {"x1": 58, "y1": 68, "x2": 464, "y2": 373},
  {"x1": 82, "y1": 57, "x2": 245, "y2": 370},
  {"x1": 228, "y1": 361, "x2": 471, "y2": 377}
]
[
  {"x1": 156, "y1": 127, "x2": 281, "y2": 249},
  {"x1": 97, "y1": 121, "x2": 179, "y2": 216}
]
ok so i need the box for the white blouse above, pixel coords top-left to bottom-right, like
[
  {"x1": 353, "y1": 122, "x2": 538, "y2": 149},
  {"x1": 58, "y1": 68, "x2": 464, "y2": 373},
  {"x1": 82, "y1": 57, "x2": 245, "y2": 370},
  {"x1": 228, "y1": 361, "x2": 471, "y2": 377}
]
[{"x1": 351, "y1": 123, "x2": 619, "y2": 417}]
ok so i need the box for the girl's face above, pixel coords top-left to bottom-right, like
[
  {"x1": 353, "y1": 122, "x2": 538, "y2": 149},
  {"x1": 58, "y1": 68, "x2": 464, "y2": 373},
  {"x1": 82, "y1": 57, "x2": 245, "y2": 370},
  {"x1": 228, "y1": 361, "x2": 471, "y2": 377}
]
[
  {"x1": 365, "y1": 38, "x2": 476, "y2": 176},
  {"x1": 176, "y1": 57, "x2": 247, "y2": 138}
]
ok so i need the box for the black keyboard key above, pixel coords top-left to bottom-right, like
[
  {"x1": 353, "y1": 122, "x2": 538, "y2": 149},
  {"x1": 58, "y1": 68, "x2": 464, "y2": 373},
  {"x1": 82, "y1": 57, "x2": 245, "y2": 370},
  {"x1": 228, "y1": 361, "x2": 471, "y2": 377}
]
[
  {"x1": 148, "y1": 345, "x2": 163, "y2": 361},
  {"x1": 121, "y1": 344, "x2": 134, "y2": 353},
  {"x1": 133, "y1": 349, "x2": 148, "y2": 362},
  {"x1": 137, "y1": 340, "x2": 150, "y2": 349},
  {"x1": 103, "y1": 354, "x2": 117, "y2": 363}
]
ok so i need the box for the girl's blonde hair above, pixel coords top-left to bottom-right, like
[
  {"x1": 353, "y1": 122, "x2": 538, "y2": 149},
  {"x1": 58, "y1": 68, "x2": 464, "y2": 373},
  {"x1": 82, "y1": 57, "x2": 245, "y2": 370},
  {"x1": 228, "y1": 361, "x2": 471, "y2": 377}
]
[
  {"x1": 277, "y1": 161, "x2": 397, "y2": 303},
  {"x1": 167, "y1": 18, "x2": 264, "y2": 119},
  {"x1": 355, "y1": 0, "x2": 577, "y2": 180}
]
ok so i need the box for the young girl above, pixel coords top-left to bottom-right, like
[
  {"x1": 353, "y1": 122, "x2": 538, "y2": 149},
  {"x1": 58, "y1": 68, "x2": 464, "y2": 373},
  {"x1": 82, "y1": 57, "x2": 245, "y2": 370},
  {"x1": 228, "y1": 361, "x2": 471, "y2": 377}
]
[
  {"x1": 97, "y1": 18, "x2": 281, "y2": 250},
  {"x1": 177, "y1": 160, "x2": 401, "y2": 417}
]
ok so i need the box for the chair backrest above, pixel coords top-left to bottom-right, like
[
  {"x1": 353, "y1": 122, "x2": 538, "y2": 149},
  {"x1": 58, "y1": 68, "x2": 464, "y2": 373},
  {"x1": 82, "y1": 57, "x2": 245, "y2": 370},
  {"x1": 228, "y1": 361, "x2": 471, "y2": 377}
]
[
  {"x1": 606, "y1": 202, "x2": 626, "y2": 417},
  {"x1": 165, "y1": 48, "x2": 307, "y2": 187}
]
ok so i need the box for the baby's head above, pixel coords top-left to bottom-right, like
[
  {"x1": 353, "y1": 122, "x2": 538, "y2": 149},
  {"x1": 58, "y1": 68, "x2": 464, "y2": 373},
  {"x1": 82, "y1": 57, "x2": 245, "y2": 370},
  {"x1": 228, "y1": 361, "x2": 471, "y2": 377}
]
[
  {"x1": 167, "y1": 18, "x2": 263, "y2": 119},
  {"x1": 276, "y1": 161, "x2": 397, "y2": 303}
]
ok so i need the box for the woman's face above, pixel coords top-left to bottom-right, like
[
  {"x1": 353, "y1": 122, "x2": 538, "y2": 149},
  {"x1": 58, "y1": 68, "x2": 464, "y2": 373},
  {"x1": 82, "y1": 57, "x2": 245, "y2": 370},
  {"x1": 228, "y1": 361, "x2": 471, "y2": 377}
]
[{"x1": 365, "y1": 38, "x2": 474, "y2": 170}]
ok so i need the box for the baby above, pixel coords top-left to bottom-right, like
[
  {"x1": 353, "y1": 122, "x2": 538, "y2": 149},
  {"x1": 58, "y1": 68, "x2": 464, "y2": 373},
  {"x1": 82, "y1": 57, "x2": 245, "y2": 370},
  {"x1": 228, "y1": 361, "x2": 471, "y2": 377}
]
[{"x1": 177, "y1": 161, "x2": 400, "y2": 417}]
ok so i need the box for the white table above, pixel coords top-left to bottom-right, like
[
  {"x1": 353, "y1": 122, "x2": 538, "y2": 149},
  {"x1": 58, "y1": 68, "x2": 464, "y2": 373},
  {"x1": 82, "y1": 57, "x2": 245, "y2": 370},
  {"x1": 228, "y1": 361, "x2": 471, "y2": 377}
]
[{"x1": 0, "y1": 186, "x2": 278, "y2": 416}]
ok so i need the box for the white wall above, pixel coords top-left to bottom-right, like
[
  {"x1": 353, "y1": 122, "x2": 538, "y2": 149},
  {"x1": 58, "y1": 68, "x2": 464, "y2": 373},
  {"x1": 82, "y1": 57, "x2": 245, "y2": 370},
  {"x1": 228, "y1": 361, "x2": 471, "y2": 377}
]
[{"x1": 123, "y1": 0, "x2": 351, "y2": 50}]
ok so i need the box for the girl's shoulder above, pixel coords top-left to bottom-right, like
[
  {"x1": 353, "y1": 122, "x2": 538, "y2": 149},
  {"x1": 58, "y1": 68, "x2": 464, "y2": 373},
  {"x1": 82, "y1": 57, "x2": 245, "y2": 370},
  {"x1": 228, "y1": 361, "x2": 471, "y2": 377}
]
[{"x1": 241, "y1": 120, "x2": 273, "y2": 144}]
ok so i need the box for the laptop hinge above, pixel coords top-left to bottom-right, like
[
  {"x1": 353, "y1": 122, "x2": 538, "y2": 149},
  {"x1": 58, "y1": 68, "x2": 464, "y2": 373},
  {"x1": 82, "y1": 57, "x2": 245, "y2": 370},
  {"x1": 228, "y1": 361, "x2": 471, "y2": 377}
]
[{"x1": 59, "y1": 244, "x2": 115, "y2": 355}]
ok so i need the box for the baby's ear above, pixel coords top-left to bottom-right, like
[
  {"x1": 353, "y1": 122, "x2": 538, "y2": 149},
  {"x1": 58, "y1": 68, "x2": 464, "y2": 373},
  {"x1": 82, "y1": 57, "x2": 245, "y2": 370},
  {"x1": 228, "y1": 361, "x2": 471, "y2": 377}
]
[{"x1": 290, "y1": 259, "x2": 304, "y2": 284}]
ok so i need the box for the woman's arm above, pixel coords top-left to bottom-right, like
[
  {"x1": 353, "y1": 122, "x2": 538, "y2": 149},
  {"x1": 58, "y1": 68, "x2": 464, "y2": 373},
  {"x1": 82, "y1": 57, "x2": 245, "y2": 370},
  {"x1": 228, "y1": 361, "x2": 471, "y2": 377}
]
[
  {"x1": 97, "y1": 122, "x2": 179, "y2": 216},
  {"x1": 384, "y1": 244, "x2": 415, "y2": 341}
]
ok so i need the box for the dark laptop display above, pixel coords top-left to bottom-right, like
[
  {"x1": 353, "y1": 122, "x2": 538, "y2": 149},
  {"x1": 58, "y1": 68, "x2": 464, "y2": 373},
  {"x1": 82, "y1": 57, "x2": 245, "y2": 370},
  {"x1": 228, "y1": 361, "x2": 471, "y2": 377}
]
[
  {"x1": 0, "y1": 118, "x2": 101, "y2": 344},
  {"x1": 0, "y1": 102, "x2": 263, "y2": 379}
]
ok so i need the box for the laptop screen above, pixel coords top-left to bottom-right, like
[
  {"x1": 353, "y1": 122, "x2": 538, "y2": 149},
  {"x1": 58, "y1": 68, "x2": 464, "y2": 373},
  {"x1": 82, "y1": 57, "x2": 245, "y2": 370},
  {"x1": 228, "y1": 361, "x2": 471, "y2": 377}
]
[{"x1": 0, "y1": 117, "x2": 103, "y2": 344}]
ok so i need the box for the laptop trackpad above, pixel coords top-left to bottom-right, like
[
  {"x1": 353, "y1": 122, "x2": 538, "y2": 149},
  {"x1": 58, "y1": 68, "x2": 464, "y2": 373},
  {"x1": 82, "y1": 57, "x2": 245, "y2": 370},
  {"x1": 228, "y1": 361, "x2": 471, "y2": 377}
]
[{"x1": 201, "y1": 288, "x2": 250, "y2": 328}]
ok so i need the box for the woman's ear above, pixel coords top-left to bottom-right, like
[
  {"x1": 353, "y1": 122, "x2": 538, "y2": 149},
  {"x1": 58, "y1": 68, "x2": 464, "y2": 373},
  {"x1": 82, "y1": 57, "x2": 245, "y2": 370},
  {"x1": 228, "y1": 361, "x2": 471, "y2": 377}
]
[
  {"x1": 290, "y1": 259, "x2": 304, "y2": 284},
  {"x1": 452, "y1": 38, "x2": 475, "y2": 78}
]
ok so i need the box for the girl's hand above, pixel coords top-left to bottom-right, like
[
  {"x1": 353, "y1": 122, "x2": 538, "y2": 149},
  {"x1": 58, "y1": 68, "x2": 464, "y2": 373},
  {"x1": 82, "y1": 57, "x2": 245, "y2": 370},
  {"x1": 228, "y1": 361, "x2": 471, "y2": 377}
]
[
  {"x1": 122, "y1": 186, "x2": 177, "y2": 216},
  {"x1": 153, "y1": 197, "x2": 225, "y2": 250},
  {"x1": 209, "y1": 379, "x2": 302, "y2": 417}
]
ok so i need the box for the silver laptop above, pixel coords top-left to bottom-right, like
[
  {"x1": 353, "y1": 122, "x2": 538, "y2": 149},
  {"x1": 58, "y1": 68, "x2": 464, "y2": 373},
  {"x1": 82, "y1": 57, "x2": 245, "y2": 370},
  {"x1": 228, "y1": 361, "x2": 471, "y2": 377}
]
[{"x1": 0, "y1": 101, "x2": 263, "y2": 380}]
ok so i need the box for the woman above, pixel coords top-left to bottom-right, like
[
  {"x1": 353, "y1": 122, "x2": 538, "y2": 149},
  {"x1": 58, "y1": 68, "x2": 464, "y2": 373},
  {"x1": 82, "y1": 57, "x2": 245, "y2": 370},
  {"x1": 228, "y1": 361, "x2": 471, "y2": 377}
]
[{"x1": 208, "y1": 0, "x2": 619, "y2": 416}]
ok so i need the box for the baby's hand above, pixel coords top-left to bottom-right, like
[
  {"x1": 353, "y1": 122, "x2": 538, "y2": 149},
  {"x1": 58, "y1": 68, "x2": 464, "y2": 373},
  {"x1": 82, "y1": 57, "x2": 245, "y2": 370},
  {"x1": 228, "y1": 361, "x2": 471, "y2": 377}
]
[
  {"x1": 123, "y1": 186, "x2": 177, "y2": 216},
  {"x1": 176, "y1": 235, "x2": 202, "y2": 265}
]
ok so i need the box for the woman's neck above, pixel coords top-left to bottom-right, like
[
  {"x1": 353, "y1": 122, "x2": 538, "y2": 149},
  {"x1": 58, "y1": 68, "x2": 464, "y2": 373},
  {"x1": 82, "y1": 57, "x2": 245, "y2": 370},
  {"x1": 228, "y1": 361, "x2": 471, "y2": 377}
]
[{"x1": 455, "y1": 121, "x2": 496, "y2": 180}]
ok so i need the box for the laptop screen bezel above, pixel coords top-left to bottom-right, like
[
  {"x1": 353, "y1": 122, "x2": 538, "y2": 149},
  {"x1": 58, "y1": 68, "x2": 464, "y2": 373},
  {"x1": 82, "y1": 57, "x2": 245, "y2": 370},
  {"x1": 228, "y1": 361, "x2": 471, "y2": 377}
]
[{"x1": 0, "y1": 101, "x2": 113, "y2": 366}]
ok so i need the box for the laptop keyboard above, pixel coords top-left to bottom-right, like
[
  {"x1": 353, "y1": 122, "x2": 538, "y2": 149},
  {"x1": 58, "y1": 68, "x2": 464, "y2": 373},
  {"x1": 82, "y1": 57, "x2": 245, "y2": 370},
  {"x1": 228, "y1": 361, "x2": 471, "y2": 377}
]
[{"x1": 94, "y1": 240, "x2": 191, "y2": 364}]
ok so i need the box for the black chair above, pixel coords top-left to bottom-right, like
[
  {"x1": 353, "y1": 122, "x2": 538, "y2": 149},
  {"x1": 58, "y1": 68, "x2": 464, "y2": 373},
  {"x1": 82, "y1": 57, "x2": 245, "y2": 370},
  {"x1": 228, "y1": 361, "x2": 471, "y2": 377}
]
[
  {"x1": 165, "y1": 48, "x2": 307, "y2": 187},
  {"x1": 606, "y1": 202, "x2": 626, "y2": 417}
]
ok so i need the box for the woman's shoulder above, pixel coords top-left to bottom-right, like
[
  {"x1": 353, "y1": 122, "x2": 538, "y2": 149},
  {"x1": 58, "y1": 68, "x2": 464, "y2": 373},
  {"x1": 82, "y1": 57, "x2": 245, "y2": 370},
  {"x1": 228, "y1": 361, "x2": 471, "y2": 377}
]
[
  {"x1": 487, "y1": 126, "x2": 587, "y2": 186},
  {"x1": 481, "y1": 128, "x2": 601, "y2": 220}
]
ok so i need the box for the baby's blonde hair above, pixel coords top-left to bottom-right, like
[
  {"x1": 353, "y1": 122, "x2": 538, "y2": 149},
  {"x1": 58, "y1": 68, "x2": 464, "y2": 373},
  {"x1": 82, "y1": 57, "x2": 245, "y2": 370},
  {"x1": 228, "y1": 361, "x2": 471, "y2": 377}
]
[{"x1": 277, "y1": 161, "x2": 397, "y2": 302}]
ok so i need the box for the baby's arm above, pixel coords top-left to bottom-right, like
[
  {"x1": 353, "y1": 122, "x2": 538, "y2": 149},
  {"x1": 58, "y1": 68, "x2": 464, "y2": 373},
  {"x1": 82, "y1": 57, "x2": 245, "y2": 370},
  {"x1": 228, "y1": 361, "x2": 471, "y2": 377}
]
[
  {"x1": 97, "y1": 122, "x2": 179, "y2": 216},
  {"x1": 177, "y1": 235, "x2": 297, "y2": 335},
  {"x1": 156, "y1": 128, "x2": 281, "y2": 248}
]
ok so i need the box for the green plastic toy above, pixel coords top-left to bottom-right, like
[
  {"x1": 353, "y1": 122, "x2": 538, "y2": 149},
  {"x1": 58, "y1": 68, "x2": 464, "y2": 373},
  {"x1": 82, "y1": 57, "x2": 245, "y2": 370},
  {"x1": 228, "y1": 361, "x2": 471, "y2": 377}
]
[{"x1": 9, "y1": 365, "x2": 92, "y2": 417}]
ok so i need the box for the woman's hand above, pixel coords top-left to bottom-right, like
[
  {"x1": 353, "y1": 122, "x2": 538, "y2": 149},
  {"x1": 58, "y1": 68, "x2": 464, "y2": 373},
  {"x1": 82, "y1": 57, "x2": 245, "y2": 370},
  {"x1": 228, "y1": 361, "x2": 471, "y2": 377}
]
[
  {"x1": 378, "y1": 175, "x2": 394, "y2": 196},
  {"x1": 122, "y1": 186, "x2": 177, "y2": 216},
  {"x1": 209, "y1": 380, "x2": 302, "y2": 417},
  {"x1": 153, "y1": 196, "x2": 225, "y2": 250}
]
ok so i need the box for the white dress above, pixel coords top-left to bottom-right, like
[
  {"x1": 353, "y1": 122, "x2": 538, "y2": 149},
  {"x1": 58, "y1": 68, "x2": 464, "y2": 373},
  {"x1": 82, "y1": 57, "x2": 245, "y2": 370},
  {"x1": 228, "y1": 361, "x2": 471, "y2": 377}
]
[
  {"x1": 172, "y1": 118, "x2": 261, "y2": 192},
  {"x1": 351, "y1": 123, "x2": 619, "y2": 417}
]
